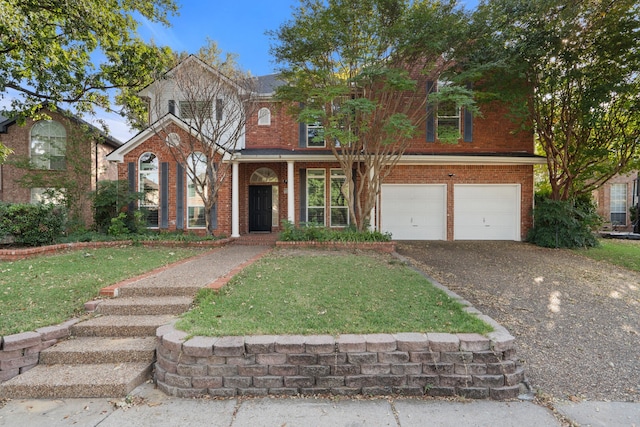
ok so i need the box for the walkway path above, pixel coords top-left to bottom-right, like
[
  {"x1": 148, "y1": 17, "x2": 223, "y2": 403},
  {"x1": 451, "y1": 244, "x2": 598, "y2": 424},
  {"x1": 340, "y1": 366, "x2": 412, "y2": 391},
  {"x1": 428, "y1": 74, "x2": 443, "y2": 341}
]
[{"x1": 0, "y1": 244, "x2": 271, "y2": 399}]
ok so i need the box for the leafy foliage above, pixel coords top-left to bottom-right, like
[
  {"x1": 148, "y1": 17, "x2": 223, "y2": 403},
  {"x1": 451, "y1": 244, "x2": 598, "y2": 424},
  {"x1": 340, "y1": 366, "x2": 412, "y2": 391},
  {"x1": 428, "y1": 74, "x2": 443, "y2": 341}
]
[
  {"x1": 279, "y1": 220, "x2": 391, "y2": 242},
  {"x1": 0, "y1": 0, "x2": 177, "y2": 130},
  {"x1": 270, "y1": 0, "x2": 475, "y2": 230},
  {"x1": 0, "y1": 202, "x2": 66, "y2": 246},
  {"x1": 527, "y1": 195, "x2": 601, "y2": 248},
  {"x1": 90, "y1": 180, "x2": 143, "y2": 234},
  {"x1": 470, "y1": 0, "x2": 640, "y2": 200}
]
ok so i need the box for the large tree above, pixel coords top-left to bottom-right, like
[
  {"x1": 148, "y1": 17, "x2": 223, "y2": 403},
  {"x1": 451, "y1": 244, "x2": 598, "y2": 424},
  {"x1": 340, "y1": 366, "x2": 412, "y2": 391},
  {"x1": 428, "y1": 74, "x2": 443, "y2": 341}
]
[
  {"x1": 270, "y1": 0, "x2": 474, "y2": 231},
  {"x1": 0, "y1": 0, "x2": 178, "y2": 160},
  {"x1": 145, "y1": 55, "x2": 257, "y2": 235},
  {"x1": 469, "y1": 0, "x2": 640, "y2": 200}
]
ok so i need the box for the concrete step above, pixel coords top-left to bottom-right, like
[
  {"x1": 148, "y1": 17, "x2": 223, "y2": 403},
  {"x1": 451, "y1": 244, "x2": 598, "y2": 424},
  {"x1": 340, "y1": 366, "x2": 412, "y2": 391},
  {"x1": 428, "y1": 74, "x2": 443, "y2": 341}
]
[
  {"x1": 39, "y1": 337, "x2": 157, "y2": 365},
  {"x1": 96, "y1": 296, "x2": 192, "y2": 316},
  {"x1": 0, "y1": 362, "x2": 152, "y2": 398},
  {"x1": 117, "y1": 284, "x2": 203, "y2": 298},
  {"x1": 71, "y1": 314, "x2": 175, "y2": 337}
]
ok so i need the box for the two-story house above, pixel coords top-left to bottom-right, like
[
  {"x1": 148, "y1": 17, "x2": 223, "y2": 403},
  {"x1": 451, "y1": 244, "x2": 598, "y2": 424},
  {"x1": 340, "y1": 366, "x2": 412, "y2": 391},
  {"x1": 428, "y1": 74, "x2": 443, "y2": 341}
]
[
  {"x1": 0, "y1": 108, "x2": 121, "y2": 227},
  {"x1": 107, "y1": 56, "x2": 545, "y2": 240}
]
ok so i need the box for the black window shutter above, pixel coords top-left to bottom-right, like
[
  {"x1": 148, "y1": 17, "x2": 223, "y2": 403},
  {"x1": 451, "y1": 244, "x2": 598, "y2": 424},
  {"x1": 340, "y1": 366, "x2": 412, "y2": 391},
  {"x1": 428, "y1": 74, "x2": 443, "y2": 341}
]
[
  {"x1": 168, "y1": 100, "x2": 175, "y2": 115},
  {"x1": 352, "y1": 168, "x2": 357, "y2": 213},
  {"x1": 216, "y1": 99, "x2": 223, "y2": 121},
  {"x1": 463, "y1": 83, "x2": 473, "y2": 142},
  {"x1": 176, "y1": 164, "x2": 184, "y2": 230},
  {"x1": 160, "y1": 162, "x2": 169, "y2": 229},
  {"x1": 298, "y1": 102, "x2": 307, "y2": 148},
  {"x1": 426, "y1": 81, "x2": 435, "y2": 142},
  {"x1": 299, "y1": 169, "x2": 307, "y2": 223},
  {"x1": 127, "y1": 162, "x2": 136, "y2": 213}
]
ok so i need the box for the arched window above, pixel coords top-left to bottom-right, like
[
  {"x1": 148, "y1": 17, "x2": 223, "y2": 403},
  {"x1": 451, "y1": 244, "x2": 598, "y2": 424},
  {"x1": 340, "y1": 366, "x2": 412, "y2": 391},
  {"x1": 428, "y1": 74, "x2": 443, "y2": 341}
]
[
  {"x1": 187, "y1": 152, "x2": 207, "y2": 228},
  {"x1": 139, "y1": 152, "x2": 159, "y2": 228},
  {"x1": 30, "y1": 120, "x2": 66, "y2": 170},
  {"x1": 258, "y1": 107, "x2": 271, "y2": 126},
  {"x1": 250, "y1": 167, "x2": 278, "y2": 184}
]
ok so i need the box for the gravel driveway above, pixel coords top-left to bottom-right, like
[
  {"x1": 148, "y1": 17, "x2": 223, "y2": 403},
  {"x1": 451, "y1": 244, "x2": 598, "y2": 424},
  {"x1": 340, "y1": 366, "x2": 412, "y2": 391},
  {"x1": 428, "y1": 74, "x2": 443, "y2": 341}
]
[{"x1": 396, "y1": 241, "x2": 640, "y2": 402}]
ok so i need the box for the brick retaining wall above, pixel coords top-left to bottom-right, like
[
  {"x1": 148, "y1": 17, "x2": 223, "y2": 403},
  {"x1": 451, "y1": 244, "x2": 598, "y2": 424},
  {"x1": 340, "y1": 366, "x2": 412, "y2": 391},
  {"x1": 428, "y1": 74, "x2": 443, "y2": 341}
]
[
  {"x1": 0, "y1": 319, "x2": 79, "y2": 382},
  {"x1": 155, "y1": 324, "x2": 526, "y2": 400}
]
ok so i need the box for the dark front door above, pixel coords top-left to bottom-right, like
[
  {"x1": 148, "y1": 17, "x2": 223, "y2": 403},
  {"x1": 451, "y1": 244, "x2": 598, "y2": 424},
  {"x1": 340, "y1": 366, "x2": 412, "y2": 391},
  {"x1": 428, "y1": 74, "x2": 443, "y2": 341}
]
[{"x1": 249, "y1": 186, "x2": 272, "y2": 232}]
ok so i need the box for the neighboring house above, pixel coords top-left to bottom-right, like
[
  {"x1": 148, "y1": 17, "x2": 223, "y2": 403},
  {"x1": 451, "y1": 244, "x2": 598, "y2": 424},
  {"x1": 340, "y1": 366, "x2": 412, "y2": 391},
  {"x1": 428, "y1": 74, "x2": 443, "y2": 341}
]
[
  {"x1": 0, "y1": 108, "x2": 121, "y2": 227},
  {"x1": 107, "y1": 56, "x2": 545, "y2": 241},
  {"x1": 593, "y1": 171, "x2": 639, "y2": 232}
]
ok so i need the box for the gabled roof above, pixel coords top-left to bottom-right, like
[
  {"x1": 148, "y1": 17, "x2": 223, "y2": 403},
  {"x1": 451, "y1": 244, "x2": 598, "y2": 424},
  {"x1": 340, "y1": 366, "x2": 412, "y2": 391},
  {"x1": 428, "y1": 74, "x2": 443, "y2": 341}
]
[
  {"x1": 0, "y1": 108, "x2": 122, "y2": 149},
  {"x1": 106, "y1": 113, "x2": 232, "y2": 163}
]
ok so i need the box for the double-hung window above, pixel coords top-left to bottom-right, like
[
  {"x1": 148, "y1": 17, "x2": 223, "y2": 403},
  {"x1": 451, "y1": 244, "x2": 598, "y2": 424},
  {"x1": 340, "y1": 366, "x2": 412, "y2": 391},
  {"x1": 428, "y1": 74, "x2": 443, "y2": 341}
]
[
  {"x1": 610, "y1": 183, "x2": 627, "y2": 225},
  {"x1": 436, "y1": 81, "x2": 461, "y2": 141},
  {"x1": 306, "y1": 169, "x2": 326, "y2": 224},
  {"x1": 307, "y1": 121, "x2": 325, "y2": 147},
  {"x1": 330, "y1": 169, "x2": 349, "y2": 227},
  {"x1": 30, "y1": 120, "x2": 66, "y2": 170}
]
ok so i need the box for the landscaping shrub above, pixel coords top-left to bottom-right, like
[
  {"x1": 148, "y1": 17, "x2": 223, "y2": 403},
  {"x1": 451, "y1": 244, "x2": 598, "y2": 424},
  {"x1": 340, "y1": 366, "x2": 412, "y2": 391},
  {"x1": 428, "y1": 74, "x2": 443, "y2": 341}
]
[
  {"x1": 527, "y1": 194, "x2": 601, "y2": 248},
  {"x1": 279, "y1": 220, "x2": 392, "y2": 242},
  {"x1": 90, "y1": 180, "x2": 143, "y2": 233},
  {"x1": 0, "y1": 202, "x2": 66, "y2": 246}
]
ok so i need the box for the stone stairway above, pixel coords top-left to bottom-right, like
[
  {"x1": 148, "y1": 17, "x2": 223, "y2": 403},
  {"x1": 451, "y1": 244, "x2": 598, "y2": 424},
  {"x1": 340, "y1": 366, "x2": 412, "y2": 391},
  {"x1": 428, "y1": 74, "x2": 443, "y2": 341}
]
[{"x1": 0, "y1": 244, "x2": 271, "y2": 399}]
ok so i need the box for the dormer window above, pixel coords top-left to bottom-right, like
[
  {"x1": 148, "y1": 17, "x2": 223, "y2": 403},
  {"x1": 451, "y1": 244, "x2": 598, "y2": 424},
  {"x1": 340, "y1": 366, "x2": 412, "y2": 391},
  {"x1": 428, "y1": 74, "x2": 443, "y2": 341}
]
[{"x1": 179, "y1": 101, "x2": 212, "y2": 120}]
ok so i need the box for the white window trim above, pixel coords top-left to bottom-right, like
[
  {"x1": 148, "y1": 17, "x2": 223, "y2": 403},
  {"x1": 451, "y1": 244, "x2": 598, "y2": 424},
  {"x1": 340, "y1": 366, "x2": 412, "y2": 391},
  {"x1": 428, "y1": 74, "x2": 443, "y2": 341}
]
[
  {"x1": 258, "y1": 107, "x2": 271, "y2": 126},
  {"x1": 187, "y1": 152, "x2": 207, "y2": 229},
  {"x1": 436, "y1": 80, "x2": 461, "y2": 140},
  {"x1": 139, "y1": 152, "x2": 159, "y2": 229}
]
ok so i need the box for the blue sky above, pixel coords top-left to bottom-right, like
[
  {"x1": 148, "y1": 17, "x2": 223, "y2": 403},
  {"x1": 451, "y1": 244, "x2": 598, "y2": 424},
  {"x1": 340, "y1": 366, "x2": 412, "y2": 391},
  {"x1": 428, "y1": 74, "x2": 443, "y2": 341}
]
[{"x1": 111, "y1": 0, "x2": 480, "y2": 141}]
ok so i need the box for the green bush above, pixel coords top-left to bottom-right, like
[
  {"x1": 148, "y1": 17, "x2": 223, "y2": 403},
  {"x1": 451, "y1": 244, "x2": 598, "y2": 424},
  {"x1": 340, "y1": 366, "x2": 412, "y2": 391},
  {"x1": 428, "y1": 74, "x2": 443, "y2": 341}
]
[
  {"x1": 527, "y1": 195, "x2": 601, "y2": 248},
  {"x1": 279, "y1": 220, "x2": 392, "y2": 242},
  {"x1": 0, "y1": 202, "x2": 66, "y2": 246},
  {"x1": 90, "y1": 180, "x2": 143, "y2": 234}
]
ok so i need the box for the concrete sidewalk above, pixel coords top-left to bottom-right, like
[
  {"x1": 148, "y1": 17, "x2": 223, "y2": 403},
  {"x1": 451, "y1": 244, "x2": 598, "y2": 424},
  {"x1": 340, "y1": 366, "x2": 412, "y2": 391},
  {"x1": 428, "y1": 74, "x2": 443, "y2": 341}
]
[{"x1": 1, "y1": 383, "x2": 639, "y2": 426}]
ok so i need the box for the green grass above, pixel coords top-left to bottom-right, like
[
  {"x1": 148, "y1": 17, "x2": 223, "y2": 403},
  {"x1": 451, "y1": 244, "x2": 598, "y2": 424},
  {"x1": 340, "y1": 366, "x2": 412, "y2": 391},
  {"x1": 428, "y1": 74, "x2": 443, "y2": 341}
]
[
  {"x1": 177, "y1": 251, "x2": 492, "y2": 337},
  {"x1": 575, "y1": 239, "x2": 640, "y2": 272},
  {"x1": 0, "y1": 246, "x2": 205, "y2": 335}
]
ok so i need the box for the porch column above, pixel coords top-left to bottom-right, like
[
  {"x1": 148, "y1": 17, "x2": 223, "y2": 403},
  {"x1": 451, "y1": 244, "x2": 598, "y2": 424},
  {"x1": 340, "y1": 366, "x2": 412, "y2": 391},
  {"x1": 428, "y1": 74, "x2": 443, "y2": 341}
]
[
  {"x1": 231, "y1": 161, "x2": 240, "y2": 238},
  {"x1": 287, "y1": 161, "x2": 295, "y2": 223}
]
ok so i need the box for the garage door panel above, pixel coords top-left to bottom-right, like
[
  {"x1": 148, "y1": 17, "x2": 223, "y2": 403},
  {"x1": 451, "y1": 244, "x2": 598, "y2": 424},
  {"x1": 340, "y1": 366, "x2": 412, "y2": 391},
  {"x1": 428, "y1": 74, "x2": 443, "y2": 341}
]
[
  {"x1": 381, "y1": 184, "x2": 446, "y2": 240},
  {"x1": 454, "y1": 185, "x2": 520, "y2": 241}
]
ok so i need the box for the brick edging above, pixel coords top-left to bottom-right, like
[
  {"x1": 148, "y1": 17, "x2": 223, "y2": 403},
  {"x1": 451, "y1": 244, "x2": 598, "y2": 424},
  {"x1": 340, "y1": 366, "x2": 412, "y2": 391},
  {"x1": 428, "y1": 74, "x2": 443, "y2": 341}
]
[
  {"x1": 275, "y1": 241, "x2": 396, "y2": 253},
  {"x1": 0, "y1": 238, "x2": 233, "y2": 261},
  {"x1": 0, "y1": 319, "x2": 80, "y2": 383}
]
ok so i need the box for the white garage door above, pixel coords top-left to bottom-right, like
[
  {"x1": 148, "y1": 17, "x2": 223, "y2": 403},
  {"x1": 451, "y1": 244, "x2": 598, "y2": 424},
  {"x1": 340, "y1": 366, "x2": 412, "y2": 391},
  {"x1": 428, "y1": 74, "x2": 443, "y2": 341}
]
[
  {"x1": 454, "y1": 184, "x2": 520, "y2": 241},
  {"x1": 381, "y1": 184, "x2": 446, "y2": 240}
]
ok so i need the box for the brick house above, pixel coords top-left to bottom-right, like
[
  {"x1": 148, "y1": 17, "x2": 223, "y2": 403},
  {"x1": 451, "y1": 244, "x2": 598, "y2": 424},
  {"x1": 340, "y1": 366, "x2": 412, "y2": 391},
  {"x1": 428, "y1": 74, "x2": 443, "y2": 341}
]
[
  {"x1": 107, "y1": 56, "x2": 545, "y2": 240},
  {"x1": 0, "y1": 108, "x2": 121, "y2": 227},
  {"x1": 593, "y1": 171, "x2": 639, "y2": 232}
]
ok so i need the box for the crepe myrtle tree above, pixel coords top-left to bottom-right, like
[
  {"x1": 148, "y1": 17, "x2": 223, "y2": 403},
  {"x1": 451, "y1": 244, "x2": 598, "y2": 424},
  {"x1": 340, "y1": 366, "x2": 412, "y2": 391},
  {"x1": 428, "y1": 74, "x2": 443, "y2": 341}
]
[
  {"x1": 0, "y1": 0, "x2": 178, "y2": 159},
  {"x1": 270, "y1": 0, "x2": 476, "y2": 231},
  {"x1": 468, "y1": 0, "x2": 640, "y2": 201},
  {"x1": 145, "y1": 55, "x2": 257, "y2": 235}
]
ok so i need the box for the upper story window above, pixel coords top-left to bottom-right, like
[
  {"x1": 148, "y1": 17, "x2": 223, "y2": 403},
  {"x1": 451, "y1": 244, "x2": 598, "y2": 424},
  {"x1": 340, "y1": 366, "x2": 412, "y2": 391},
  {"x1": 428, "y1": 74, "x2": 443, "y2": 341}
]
[
  {"x1": 258, "y1": 108, "x2": 271, "y2": 126},
  {"x1": 139, "y1": 152, "x2": 159, "y2": 228},
  {"x1": 436, "y1": 81, "x2": 460, "y2": 141},
  {"x1": 179, "y1": 101, "x2": 212, "y2": 120},
  {"x1": 307, "y1": 121, "x2": 325, "y2": 147},
  {"x1": 30, "y1": 120, "x2": 66, "y2": 170}
]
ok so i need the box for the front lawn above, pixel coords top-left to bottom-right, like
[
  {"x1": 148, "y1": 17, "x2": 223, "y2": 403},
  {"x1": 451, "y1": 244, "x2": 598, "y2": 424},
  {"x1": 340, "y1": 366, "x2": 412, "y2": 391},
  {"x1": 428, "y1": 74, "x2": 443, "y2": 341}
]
[
  {"x1": 177, "y1": 250, "x2": 492, "y2": 336},
  {"x1": 575, "y1": 239, "x2": 640, "y2": 272},
  {"x1": 0, "y1": 246, "x2": 205, "y2": 335}
]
